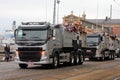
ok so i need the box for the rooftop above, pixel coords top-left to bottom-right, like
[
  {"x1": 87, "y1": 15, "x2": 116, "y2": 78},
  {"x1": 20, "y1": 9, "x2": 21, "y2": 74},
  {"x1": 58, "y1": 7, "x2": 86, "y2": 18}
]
[{"x1": 87, "y1": 19, "x2": 120, "y2": 25}]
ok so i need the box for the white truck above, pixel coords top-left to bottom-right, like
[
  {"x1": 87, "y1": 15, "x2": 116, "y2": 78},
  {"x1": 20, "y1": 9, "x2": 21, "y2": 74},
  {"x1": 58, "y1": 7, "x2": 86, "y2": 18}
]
[
  {"x1": 115, "y1": 38, "x2": 120, "y2": 58},
  {"x1": 14, "y1": 22, "x2": 86, "y2": 68},
  {"x1": 83, "y1": 33, "x2": 116, "y2": 61}
]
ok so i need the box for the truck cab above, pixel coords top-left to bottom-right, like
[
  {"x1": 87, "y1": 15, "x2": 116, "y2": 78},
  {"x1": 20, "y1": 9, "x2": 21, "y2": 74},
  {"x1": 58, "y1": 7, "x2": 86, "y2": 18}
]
[
  {"x1": 14, "y1": 22, "x2": 55, "y2": 68},
  {"x1": 84, "y1": 33, "x2": 110, "y2": 60}
]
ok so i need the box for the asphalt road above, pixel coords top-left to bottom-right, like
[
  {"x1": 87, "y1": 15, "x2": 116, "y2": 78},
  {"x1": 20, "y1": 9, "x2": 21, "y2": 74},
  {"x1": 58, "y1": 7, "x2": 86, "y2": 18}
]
[{"x1": 0, "y1": 58, "x2": 120, "y2": 80}]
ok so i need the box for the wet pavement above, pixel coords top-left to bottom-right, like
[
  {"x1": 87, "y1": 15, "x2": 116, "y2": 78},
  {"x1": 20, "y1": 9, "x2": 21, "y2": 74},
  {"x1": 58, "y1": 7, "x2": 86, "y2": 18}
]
[{"x1": 0, "y1": 58, "x2": 120, "y2": 80}]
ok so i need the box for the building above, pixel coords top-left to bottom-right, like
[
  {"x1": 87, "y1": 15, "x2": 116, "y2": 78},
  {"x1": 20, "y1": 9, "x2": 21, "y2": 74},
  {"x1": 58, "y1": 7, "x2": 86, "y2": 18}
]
[
  {"x1": 62, "y1": 12, "x2": 103, "y2": 34},
  {"x1": 63, "y1": 12, "x2": 120, "y2": 37},
  {"x1": 81, "y1": 20, "x2": 103, "y2": 34},
  {"x1": 87, "y1": 19, "x2": 120, "y2": 37},
  {"x1": 63, "y1": 11, "x2": 82, "y2": 27}
]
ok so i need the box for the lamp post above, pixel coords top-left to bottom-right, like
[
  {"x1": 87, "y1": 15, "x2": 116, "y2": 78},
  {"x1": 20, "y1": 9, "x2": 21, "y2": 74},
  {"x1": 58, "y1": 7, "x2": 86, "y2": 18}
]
[
  {"x1": 109, "y1": 5, "x2": 112, "y2": 35},
  {"x1": 53, "y1": 0, "x2": 56, "y2": 25},
  {"x1": 57, "y1": 0, "x2": 60, "y2": 24}
]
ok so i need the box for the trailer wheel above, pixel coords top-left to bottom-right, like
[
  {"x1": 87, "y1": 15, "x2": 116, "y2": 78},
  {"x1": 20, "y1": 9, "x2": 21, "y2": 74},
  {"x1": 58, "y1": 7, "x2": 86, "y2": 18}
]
[{"x1": 19, "y1": 64, "x2": 28, "y2": 69}]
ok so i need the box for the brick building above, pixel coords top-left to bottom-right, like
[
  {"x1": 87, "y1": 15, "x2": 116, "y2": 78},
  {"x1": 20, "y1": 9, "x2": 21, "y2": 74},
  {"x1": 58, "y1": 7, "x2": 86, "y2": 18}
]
[
  {"x1": 63, "y1": 12, "x2": 120, "y2": 37},
  {"x1": 87, "y1": 19, "x2": 120, "y2": 37},
  {"x1": 62, "y1": 12, "x2": 103, "y2": 34}
]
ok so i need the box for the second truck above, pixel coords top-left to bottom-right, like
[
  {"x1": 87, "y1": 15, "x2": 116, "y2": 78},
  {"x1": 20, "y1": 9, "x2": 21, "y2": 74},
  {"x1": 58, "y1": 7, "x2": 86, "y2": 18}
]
[{"x1": 83, "y1": 33, "x2": 117, "y2": 61}]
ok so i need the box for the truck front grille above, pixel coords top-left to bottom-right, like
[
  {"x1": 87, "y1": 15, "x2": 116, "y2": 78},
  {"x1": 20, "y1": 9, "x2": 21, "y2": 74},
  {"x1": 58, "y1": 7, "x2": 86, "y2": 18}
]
[
  {"x1": 84, "y1": 48, "x2": 96, "y2": 57},
  {"x1": 18, "y1": 47, "x2": 42, "y2": 62}
]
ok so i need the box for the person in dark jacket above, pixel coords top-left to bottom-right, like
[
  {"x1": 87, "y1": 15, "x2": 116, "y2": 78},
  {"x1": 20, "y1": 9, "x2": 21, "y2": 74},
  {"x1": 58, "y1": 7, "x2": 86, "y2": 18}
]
[{"x1": 4, "y1": 44, "x2": 10, "y2": 62}]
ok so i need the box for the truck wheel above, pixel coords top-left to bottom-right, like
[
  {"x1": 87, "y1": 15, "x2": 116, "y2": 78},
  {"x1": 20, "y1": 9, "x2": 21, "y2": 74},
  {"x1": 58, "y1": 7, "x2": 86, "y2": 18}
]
[
  {"x1": 51, "y1": 54, "x2": 59, "y2": 68},
  {"x1": 75, "y1": 53, "x2": 80, "y2": 65},
  {"x1": 100, "y1": 54, "x2": 105, "y2": 61},
  {"x1": 75, "y1": 51, "x2": 84, "y2": 65},
  {"x1": 19, "y1": 64, "x2": 28, "y2": 69},
  {"x1": 110, "y1": 53, "x2": 114, "y2": 60},
  {"x1": 112, "y1": 54, "x2": 115, "y2": 60},
  {"x1": 79, "y1": 54, "x2": 84, "y2": 65},
  {"x1": 69, "y1": 53, "x2": 74, "y2": 66},
  {"x1": 109, "y1": 54, "x2": 112, "y2": 60}
]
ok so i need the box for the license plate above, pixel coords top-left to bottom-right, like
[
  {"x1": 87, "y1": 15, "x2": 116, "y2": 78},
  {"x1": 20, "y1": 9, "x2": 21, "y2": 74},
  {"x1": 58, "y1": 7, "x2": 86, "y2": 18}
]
[
  {"x1": 27, "y1": 61, "x2": 34, "y2": 65},
  {"x1": 86, "y1": 50, "x2": 91, "y2": 52}
]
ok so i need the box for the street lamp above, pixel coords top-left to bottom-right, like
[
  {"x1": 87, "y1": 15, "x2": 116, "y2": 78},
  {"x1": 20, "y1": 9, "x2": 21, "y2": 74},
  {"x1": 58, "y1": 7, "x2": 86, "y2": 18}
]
[
  {"x1": 53, "y1": 0, "x2": 57, "y2": 25},
  {"x1": 109, "y1": 5, "x2": 112, "y2": 35},
  {"x1": 57, "y1": 0, "x2": 60, "y2": 24}
]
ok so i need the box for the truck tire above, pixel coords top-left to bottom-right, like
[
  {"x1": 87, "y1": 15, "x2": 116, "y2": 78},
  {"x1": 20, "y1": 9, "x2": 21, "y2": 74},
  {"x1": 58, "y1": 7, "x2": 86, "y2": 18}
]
[
  {"x1": 75, "y1": 51, "x2": 84, "y2": 65},
  {"x1": 75, "y1": 53, "x2": 80, "y2": 65},
  {"x1": 51, "y1": 54, "x2": 59, "y2": 68},
  {"x1": 100, "y1": 54, "x2": 105, "y2": 61},
  {"x1": 79, "y1": 54, "x2": 84, "y2": 65},
  {"x1": 19, "y1": 64, "x2": 28, "y2": 69},
  {"x1": 69, "y1": 52, "x2": 75, "y2": 66},
  {"x1": 109, "y1": 54, "x2": 112, "y2": 60},
  {"x1": 112, "y1": 54, "x2": 115, "y2": 60}
]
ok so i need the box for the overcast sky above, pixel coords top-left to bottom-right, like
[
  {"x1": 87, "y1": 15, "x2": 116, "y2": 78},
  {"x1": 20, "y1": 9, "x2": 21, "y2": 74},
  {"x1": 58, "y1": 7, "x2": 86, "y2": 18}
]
[{"x1": 0, "y1": 0, "x2": 120, "y2": 34}]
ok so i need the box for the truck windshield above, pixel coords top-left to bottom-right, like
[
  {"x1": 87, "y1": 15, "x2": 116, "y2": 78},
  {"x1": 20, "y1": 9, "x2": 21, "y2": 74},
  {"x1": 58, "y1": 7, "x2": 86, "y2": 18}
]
[
  {"x1": 87, "y1": 37, "x2": 99, "y2": 46},
  {"x1": 16, "y1": 29, "x2": 47, "y2": 41}
]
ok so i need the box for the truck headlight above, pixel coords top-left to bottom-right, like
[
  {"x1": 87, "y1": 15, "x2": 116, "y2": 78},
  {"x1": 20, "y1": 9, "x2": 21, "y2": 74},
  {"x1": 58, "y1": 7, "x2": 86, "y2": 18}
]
[
  {"x1": 40, "y1": 51, "x2": 47, "y2": 60},
  {"x1": 15, "y1": 51, "x2": 19, "y2": 58},
  {"x1": 14, "y1": 51, "x2": 20, "y2": 61}
]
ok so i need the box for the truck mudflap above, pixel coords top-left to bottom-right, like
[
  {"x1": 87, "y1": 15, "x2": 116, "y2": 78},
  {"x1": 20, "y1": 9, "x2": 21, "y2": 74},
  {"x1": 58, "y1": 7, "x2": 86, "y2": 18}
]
[{"x1": 82, "y1": 47, "x2": 97, "y2": 58}]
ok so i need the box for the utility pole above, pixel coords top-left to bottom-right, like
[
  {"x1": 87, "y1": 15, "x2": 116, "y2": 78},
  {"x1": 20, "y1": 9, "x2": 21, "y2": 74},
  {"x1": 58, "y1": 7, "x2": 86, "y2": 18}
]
[
  {"x1": 109, "y1": 5, "x2": 112, "y2": 35},
  {"x1": 53, "y1": 0, "x2": 56, "y2": 25},
  {"x1": 57, "y1": 0, "x2": 60, "y2": 24}
]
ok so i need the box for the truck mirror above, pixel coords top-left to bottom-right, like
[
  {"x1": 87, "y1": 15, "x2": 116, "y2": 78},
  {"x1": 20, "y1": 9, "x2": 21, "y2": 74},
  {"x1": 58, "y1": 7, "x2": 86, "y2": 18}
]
[{"x1": 14, "y1": 29, "x2": 17, "y2": 38}]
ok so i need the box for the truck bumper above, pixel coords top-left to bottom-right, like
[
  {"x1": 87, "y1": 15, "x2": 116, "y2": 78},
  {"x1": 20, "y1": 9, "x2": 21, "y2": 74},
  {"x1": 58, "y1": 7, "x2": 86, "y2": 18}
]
[{"x1": 14, "y1": 57, "x2": 53, "y2": 65}]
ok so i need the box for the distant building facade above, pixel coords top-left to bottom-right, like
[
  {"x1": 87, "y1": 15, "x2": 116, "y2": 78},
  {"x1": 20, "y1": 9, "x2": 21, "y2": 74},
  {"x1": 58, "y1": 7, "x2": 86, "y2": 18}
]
[
  {"x1": 63, "y1": 12, "x2": 120, "y2": 37},
  {"x1": 87, "y1": 19, "x2": 120, "y2": 37},
  {"x1": 62, "y1": 12, "x2": 103, "y2": 34}
]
